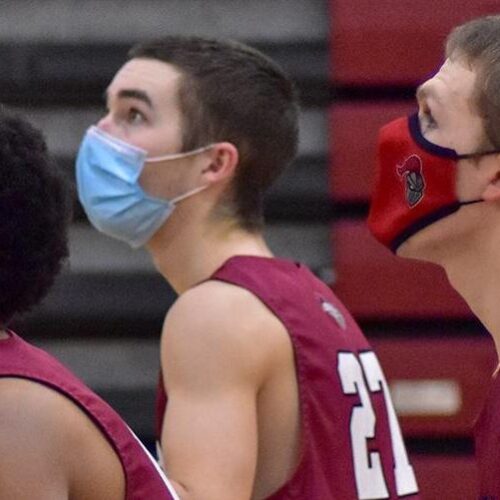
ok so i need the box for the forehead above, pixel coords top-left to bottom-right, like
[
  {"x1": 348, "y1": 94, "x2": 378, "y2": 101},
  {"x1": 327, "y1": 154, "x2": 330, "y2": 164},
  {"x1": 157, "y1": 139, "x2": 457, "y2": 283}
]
[
  {"x1": 107, "y1": 58, "x2": 182, "y2": 107},
  {"x1": 423, "y1": 57, "x2": 478, "y2": 109}
]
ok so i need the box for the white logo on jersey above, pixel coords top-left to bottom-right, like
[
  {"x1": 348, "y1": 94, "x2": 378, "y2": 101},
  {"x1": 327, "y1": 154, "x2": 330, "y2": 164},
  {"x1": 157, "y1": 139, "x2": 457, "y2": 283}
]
[{"x1": 321, "y1": 300, "x2": 347, "y2": 330}]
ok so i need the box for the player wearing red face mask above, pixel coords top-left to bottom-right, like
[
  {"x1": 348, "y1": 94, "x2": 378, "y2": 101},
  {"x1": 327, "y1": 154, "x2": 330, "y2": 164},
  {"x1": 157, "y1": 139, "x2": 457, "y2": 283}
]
[{"x1": 368, "y1": 15, "x2": 500, "y2": 498}]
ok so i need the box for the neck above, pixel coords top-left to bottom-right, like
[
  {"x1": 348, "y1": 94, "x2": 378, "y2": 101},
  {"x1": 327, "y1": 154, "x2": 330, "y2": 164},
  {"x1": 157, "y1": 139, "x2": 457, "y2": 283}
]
[
  {"x1": 146, "y1": 208, "x2": 273, "y2": 294},
  {"x1": 440, "y1": 223, "x2": 500, "y2": 357}
]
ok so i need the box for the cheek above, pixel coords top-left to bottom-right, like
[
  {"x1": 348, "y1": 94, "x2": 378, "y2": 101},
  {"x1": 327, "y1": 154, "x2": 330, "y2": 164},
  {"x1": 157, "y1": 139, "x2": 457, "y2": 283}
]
[
  {"x1": 144, "y1": 133, "x2": 183, "y2": 157},
  {"x1": 138, "y1": 163, "x2": 177, "y2": 199},
  {"x1": 447, "y1": 115, "x2": 485, "y2": 155},
  {"x1": 121, "y1": 130, "x2": 163, "y2": 154},
  {"x1": 423, "y1": 128, "x2": 449, "y2": 148},
  {"x1": 455, "y1": 158, "x2": 492, "y2": 202},
  {"x1": 138, "y1": 159, "x2": 195, "y2": 200},
  {"x1": 455, "y1": 162, "x2": 472, "y2": 201},
  {"x1": 450, "y1": 132, "x2": 481, "y2": 155},
  {"x1": 424, "y1": 128, "x2": 482, "y2": 162}
]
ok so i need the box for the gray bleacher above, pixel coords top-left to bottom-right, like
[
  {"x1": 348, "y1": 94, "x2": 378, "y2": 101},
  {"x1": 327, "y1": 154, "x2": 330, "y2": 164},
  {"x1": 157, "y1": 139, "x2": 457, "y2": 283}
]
[{"x1": 6, "y1": 0, "x2": 330, "y2": 440}]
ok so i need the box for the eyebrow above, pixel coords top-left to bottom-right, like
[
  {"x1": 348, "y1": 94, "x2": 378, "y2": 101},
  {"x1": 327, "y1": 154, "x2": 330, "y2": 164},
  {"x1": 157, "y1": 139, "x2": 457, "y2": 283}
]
[{"x1": 104, "y1": 88, "x2": 154, "y2": 109}]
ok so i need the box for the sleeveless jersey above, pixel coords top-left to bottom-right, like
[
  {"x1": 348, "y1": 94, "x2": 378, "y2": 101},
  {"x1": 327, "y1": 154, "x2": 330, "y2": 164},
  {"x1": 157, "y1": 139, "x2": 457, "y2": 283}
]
[
  {"x1": 475, "y1": 371, "x2": 500, "y2": 498},
  {"x1": 156, "y1": 256, "x2": 420, "y2": 499},
  {"x1": 0, "y1": 330, "x2": 178, "y2": 500}
]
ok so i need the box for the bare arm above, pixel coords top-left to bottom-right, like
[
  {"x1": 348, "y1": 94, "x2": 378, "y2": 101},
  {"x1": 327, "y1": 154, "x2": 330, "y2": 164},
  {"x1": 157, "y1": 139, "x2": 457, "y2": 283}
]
[{"x1": 160, "y1": 281, "x2": 276, "y2": 500}]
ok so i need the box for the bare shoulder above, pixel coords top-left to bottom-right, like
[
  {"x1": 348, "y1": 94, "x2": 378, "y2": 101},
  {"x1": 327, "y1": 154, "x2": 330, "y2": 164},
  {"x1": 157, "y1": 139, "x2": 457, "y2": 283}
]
[
  {"x1": 0, "y1": 377, "x2": 75, "y2": 443},
  {"x1": 162, "y1": 280, "x2": 290, "y2": 387},
  {"x1": 0, "y1": 376, "x2": 99, "y2": 461},
  {"x1": 0, "y1": 378, "x2": 76, "y2": 496},
  {"x1": 165, "y1": 279, "x2": 288, "y2": 349},
  {"x1": 0, "y1": 377, "x2": 125, "y2": 499}
]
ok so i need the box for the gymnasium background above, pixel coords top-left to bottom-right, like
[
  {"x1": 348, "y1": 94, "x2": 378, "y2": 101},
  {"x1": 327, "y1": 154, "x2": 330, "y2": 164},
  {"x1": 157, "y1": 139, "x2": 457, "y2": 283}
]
[{"x1": 5, "y1": 1, "x2": 500, "y2": 498}]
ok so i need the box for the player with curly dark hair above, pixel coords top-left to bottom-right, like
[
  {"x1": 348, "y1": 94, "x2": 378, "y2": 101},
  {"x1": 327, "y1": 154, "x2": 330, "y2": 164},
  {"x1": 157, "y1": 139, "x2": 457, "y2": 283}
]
[
  {"x1": 0, "y1": 113, "x2": 71, "y2": 325},
  {"x1": 0, "y1": 111, "x2": 178, "y2": 499}
]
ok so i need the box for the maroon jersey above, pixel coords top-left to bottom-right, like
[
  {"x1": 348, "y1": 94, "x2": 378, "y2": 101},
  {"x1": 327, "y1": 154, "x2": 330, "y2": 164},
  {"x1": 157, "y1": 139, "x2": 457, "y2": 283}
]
[
  {"x1": 475, "y1": 371, "x2": 500, "y2": 498},
  {"x1": 156, "y1": 256, "x2": 419, "y2": 499},
  {"x1": 0, "y1": 330, "x2": 178, "y2": 500}
]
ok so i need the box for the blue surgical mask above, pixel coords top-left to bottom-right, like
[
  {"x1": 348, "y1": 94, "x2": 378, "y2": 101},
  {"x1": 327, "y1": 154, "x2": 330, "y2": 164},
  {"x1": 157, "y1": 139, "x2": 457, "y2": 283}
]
[{"x1": 76, "y1": 126, "x2": 212, "y2": 248}]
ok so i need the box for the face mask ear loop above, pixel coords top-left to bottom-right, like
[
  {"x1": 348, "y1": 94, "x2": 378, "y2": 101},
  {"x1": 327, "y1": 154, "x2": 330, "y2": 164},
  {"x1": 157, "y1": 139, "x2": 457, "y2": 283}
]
[
  {"x1": 457, "y1": 149, "x2": 500, "y2": 160},
  {"x1": 147, "y1": 144, "x2": 214, "y2": 163},
  {"x1": 171, "y1": 185, "x2": 209, "y2": 205},
  {"x1": 460, "y1": 198, "x2": 484, "y2": 207}
]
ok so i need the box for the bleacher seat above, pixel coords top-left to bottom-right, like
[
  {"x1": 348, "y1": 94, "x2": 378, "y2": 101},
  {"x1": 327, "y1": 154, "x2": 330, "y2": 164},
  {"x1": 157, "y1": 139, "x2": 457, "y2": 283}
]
[
  {"x1": 332, "y1": 219, "x2": 472, "y2": 319},
  {"x1": 330, "y1": 0, "x2": 499, "y2": 86},
  {"x1": 410, "y1": 454, "x2": 478, "y2": 500},
  {"x1": 371, "y1": 337, "x2": 496, "y2": 437}
]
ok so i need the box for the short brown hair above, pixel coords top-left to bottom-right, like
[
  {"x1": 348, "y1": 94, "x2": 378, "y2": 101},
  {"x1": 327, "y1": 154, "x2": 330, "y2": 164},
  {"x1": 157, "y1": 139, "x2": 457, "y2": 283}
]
[
  {"x1": 446, "y1": 15, "x2": 500, "y2": 148},
  {"x1": 129, "y1": 36, "x2": 299, "y2": 231}
]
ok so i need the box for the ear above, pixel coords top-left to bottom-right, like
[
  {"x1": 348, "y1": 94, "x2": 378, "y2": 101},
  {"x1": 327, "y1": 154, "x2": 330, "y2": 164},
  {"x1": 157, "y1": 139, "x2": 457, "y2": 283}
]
[
  {"x1": 201, "y1": 142, "x2": 239, "y2": 184},
  {"x1": 482, "y1": 171, "x2": 500, "y2": 202}
]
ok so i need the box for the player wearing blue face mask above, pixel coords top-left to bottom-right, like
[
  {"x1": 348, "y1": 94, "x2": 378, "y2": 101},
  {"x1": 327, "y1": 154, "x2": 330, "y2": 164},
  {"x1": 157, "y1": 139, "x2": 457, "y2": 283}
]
[{"x1": 76, "y1": 36, "x2": 418, "y2": 500}]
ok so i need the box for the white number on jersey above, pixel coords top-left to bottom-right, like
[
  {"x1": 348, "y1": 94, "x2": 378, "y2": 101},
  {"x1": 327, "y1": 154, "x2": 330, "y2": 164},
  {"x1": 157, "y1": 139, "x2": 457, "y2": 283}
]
[{"x1": 337, "y1": 352, "x2": 418, "y2": 499}]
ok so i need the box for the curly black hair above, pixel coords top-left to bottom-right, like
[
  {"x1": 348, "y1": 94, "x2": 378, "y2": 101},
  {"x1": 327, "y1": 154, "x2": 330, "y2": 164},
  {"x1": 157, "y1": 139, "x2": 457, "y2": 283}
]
[{"x1": 0, "y1": 111, "x2": 72, "y2": 325}]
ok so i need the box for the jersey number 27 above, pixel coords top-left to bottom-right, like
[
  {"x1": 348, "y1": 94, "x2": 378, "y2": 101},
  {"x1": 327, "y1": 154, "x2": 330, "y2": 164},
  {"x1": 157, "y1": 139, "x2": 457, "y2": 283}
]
[{"x1": 337, "y1": 351, "x2": 418, "y2": 499}]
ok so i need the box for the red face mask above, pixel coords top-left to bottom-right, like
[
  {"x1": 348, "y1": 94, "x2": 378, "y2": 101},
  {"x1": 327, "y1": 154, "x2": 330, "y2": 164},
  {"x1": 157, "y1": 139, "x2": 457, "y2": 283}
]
[{"x1": 367, "y1": 113, "x2": 497, "y2": 252}]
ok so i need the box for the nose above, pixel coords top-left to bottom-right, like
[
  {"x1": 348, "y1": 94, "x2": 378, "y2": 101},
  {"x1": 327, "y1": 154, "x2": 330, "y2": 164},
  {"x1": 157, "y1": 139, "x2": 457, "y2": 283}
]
[{"x1": 97, "y1": 114, "x2": 113, "y2": 133}]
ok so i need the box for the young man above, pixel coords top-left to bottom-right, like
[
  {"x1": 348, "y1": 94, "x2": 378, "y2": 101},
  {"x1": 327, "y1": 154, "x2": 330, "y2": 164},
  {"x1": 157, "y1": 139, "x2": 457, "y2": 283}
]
[
  {"x1": 77, "y1": 36, "x2": 419, "y2": 499},
  {"x1": 0, "y1": 111, "x2": 177, "y2": 499},
  {"x1": 368, "y1": 15, "x2": 500, "y2": 499}
]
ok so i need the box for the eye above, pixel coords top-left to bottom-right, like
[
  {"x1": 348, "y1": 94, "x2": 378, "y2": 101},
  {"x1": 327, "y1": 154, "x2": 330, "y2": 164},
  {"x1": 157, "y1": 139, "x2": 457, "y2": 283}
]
[
  {"x1": 127, "y1": 108, "x2": 145, "y2": 124},
  {"x1": 420, "y1": 107, "x2": 438, "y2": 132}
]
